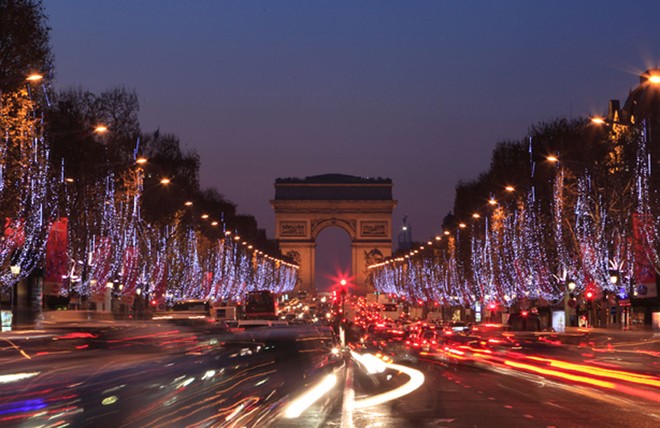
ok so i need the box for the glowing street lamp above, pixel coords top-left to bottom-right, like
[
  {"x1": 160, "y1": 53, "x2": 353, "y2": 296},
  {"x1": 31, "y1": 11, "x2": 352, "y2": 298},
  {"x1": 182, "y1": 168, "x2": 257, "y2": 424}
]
[
  {"x1": 458, "y1": 223, "x2": 467, "y2": 229},
  {"x1": 567, "y1": 280, "x2": 577, "y2": 292},
  {"x1": 505, "y1": 185, "x2": 515, "y2": 192},
  {"x1": 648, "y1": 74, "x2": 660, "y2": 85},
  {"x1": 135, "y1": 157, "x2": 147, "y2": 165},
  {"x1": 488, "y1": 198, "x2": 497, "y2": 206},
  {"x1": 546, "y1": 155, "x2": 559, "y2": 163},
  {"x1": 26, "y1": 73, "x2": 43, "y2": 82},
  {"x1": 94, "y1": 125, "x2": 108, "y2": 134},
  {"x1": 159, "y1": 178, "x2": 171, "y2": 185},
  {"x1": 184, "y1": 201, "x2": 193, "y2": 206},
  {"x1": 472, "y1": 213, "x2": 481, "y2": 219},
  {"x1": 608, "y1": 271, "x2": 620, "y2": 285},
  {"x1": 10, "y1": 264, "x2": 20, "y2": 276},
  {"x1": 591, "y1": 116, "x2": 606, "y2": 125}
]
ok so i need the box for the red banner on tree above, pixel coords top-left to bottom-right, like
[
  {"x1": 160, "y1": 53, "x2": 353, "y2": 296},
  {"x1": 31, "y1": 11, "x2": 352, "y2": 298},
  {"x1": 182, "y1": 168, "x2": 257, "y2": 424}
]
[
  {"x1": 3, "y1": 218, "x2": 25, "y2": 248},
  {"x1": 202, "y1": 271, "x2": 213, "y2": 297},
  {"x1": 151, "y1": 260, "x2": 168, "y2": 297},
  {"x1": 44, "y1": 218, "x2": 69, "y2": 288},
  {"x1": 122, "y1": 246, "x2": 140, "y2": 295},
  {"x1": 632, "y1": 213, "x2": 658, "y2": 298},
  {"x1": 90, "y1": 236, "x2": 113, "y2": 295}
]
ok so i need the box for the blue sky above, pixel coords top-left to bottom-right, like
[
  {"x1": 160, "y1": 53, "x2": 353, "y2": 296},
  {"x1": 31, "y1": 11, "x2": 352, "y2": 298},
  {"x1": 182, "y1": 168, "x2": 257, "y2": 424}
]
[{"x1": 45, "y1": 1, "x2": 660, "y2": 288}]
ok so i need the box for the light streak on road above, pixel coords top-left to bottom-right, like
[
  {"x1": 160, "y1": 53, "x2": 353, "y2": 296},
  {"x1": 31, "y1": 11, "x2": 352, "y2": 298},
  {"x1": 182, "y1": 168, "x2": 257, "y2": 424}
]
[
  {"x1": 0, "y1": 371, "x2": 40, "y2": 384},
  {"x1": 284, "y1": 373, "x2": 338, "y2": 418},
  {"x1": 0, "y1": 338, "x2": 32, "y2": 360},
  {"x1": 524, "y1": 356, "x2": 660, "y2": 388},
  {"x1": 504, "y1": 360, "x2": 616, "y2": 389},
  {"x1": 350, "y1": 351, "x2": 387, "y2": 374},
  {"x1": 352, "y1": 360, "x2": 425, "y2": 409},
  {"x1": 225, "y1": 403, "x2": 245, "y2": 421}
]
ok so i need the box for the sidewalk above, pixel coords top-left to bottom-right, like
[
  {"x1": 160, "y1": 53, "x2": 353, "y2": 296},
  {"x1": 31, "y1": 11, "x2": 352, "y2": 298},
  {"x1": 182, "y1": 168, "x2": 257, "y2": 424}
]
[{"x1": 563, "y1": 326, "x2": 660, "y2": 348}]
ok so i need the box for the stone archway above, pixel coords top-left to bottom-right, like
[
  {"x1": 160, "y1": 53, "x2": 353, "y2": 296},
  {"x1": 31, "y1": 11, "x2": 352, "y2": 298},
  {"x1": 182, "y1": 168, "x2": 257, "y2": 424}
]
[{"x1": 271, "y1": 174, "x2": 396, "y2": 296}]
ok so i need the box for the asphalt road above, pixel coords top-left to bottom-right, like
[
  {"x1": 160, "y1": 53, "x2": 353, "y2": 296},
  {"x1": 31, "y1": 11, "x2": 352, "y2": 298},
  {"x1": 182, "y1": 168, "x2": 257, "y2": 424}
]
[
  {"x1": 2, "y1": 324, "x2": 658, "y2": 427},
  {"x1": 327, "y1": 356, "x2": 660, "y2": 428}
]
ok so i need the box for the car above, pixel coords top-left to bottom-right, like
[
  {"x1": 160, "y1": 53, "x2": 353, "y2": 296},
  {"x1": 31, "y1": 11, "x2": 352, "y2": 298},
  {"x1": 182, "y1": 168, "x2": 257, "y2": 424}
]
[
  {"x1": 443, "y1": 321, "x2": 470, "y2": 333},
  {"x1": 469, "y1": 323, "x2": 521, "y2": 352},
  {"x1": 508, "y1": 312, "x2": 542, "y2": 332}
]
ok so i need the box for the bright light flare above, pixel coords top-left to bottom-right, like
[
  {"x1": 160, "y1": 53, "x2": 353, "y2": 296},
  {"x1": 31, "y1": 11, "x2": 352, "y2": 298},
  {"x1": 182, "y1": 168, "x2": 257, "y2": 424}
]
[
  {"x1": 351, "y1": 351, "x2": 386, "y2": 374},
  {"x1": 284, "y1": 373, "x2": 337, "y2": 418},
  {"x1": 591, "y1": 117, "x2": 606, "y2": 125},
  {"x1": 648, "y1": 74, "x2": 660, "y2": 84},
  {"x1": 26, "y1": 73, "x2": 43, "y2": 82},
  {"x1": 94, "y1": 125, "x2": 108, "y2": 134}
]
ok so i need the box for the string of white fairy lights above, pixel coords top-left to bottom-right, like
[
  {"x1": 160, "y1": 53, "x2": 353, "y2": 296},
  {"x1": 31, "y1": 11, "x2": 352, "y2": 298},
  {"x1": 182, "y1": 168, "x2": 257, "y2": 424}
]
[{"x1": 370, "y1": 127, "x2": 658, "y2": 308}]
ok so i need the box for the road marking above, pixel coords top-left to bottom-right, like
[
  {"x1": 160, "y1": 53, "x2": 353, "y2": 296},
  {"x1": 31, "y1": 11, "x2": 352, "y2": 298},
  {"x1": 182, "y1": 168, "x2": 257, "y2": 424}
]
[
  {"x1": 544, "y1": 401, "x2": 566, "y2": 409},
  {"x1": 341, "y1": 361, "x2": 354, "y2": 428}
]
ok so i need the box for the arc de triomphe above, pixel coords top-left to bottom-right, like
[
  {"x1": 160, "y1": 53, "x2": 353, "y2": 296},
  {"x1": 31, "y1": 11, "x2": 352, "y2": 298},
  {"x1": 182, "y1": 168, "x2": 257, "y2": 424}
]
[{"x1": 271, "y1": 174, "x2": 396, "y2": 296}]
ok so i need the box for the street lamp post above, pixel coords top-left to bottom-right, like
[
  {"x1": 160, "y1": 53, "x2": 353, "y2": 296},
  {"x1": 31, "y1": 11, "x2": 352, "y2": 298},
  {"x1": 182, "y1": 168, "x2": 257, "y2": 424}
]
[
  {"x1": 564, "y1": 279, "x2": 576, "y2": 330},
  {"x1": 339, "y1": 279, "x2": 347, "y2": 346},
  {"x1": 9, "y1": 264, "x2": 20, "y2": 328}
]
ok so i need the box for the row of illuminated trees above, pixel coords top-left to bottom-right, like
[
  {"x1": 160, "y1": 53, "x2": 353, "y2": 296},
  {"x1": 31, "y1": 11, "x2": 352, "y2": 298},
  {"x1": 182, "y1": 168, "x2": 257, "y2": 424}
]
[
  {"x1": 1, "y1": 1, "x2": 297, "y2": 305},
  {"x1": 371, "y1": 112, "x2": 659, "y2": 309},
  {"x1": 0, "y1": 74, "x2": 297, "y2": 308},
  {"x1": 0, "y1": 76, "x2": 298, "y2": 303}
]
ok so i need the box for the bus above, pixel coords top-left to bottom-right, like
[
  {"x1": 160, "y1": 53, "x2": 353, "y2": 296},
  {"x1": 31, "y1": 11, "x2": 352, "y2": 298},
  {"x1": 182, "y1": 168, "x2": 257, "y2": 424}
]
[
  {"x1": 152, "y1": 299, "x2": 215, "y2": 321},
  {"x1": 382, "y1": 302, "x2": 401, "y2": 320},
  {"x1": 245, "y1": 290, "x2": 277, "y2": 319}
]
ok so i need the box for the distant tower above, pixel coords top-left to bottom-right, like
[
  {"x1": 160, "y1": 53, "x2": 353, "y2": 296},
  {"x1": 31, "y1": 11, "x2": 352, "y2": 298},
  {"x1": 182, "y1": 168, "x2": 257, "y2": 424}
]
[{"x1": 397, "y1": 215, "x2": 413, "y2": 252}]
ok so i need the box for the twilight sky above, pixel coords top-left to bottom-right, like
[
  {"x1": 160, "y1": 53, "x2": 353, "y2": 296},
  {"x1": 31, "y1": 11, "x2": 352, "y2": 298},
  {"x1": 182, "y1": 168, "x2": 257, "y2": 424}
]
[{"x1": 45, "y1": 1, "x2": 660, "y2": 288}]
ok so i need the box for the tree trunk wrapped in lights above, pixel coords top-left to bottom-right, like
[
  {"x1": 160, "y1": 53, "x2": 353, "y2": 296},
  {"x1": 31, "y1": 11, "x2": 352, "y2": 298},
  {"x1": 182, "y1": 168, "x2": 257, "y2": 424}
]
[{"x1": 0, "y1": 84, "x2": 53, "y2": 292}]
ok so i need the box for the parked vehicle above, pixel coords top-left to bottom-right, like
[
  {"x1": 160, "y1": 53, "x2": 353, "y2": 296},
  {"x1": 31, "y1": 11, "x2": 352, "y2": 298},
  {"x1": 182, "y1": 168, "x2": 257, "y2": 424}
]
[
  {"x1": 381, "y1": 302, "x2": 401, "y2": 320},
  {"x1": 508, "y1": 311, "x2": 542, "y2": 332},
  {"x1": 152, "y1": 299, "x2": 215, "y2": 321},
  {"x1": 245, "y1": 290, "x2": 278, "y2": 319},
  {"x1": 214, "y1": 306, "x2": 237, "y2": 321}
]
